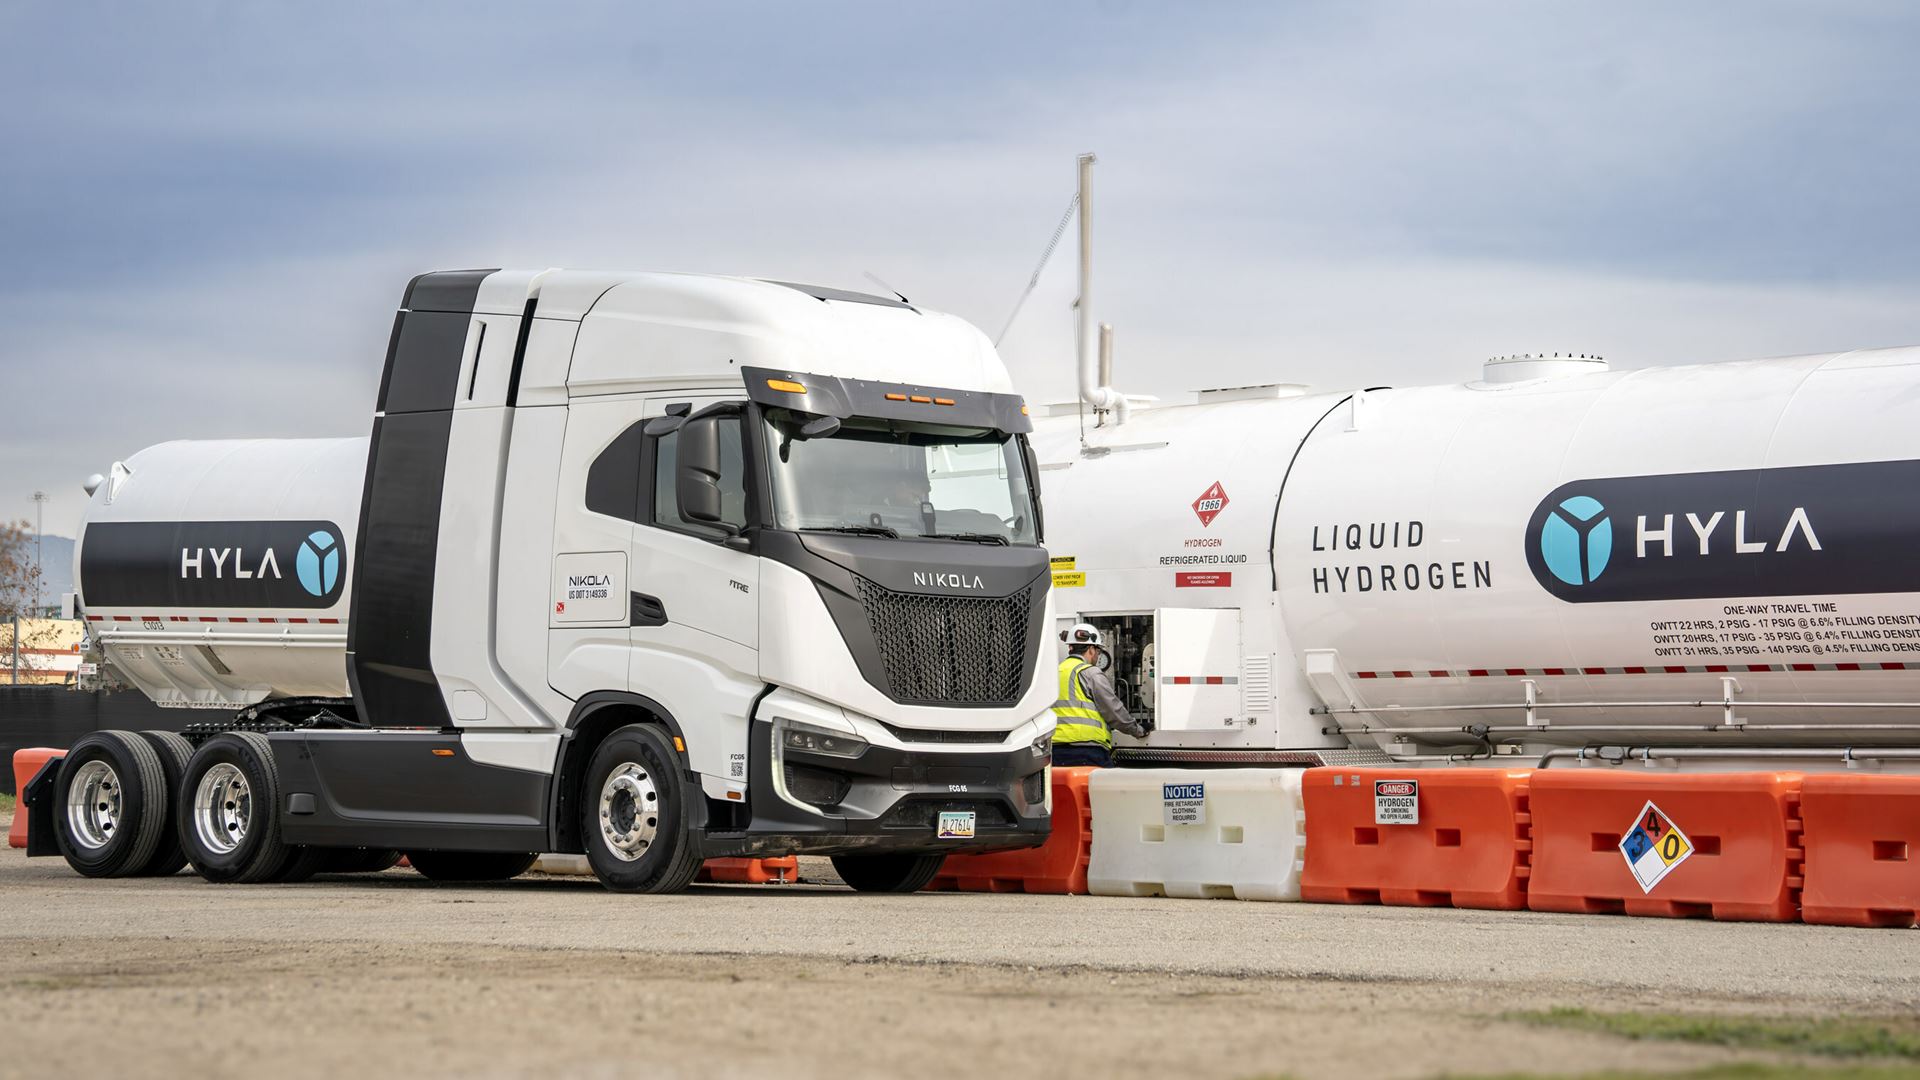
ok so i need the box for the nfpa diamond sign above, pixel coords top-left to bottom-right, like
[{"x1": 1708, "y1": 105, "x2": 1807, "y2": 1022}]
[
  {"x1": 1192, "y1": 481, "x2": 1230, "y2": 527},
  {"x1": 1619, "y1": 800, "x2": 1694, "y2": 893}
]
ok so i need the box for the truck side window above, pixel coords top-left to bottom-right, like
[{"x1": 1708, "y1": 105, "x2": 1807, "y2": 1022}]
[
  {"x1": 651, "y1": 418, "x2": 747, "y2": 538},
  {"x1": 585, "y1": 421, "x2": 648, "y2": 522}
]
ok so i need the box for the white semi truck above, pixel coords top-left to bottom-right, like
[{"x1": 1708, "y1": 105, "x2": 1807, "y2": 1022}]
[
  {"x1": 32, "y1": 269, "x2": 1058, "y2": 891},
  {"x1": 1031, "y1": 347, "x2": 1920, "y2": 773}
]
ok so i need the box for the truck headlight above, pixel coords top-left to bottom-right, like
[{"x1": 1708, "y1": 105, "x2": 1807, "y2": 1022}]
[
  {"x1": 1031, "y1": 728, "x2": 1053, "y2": 758},
  {"x1": 777, "y1": 717, "x2": 868, "y2": 759}
]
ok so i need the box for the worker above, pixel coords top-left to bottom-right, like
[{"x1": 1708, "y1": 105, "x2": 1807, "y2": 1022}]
[{"x1": 1051, "y1": 624, "x2": 1149, "y2": 767}]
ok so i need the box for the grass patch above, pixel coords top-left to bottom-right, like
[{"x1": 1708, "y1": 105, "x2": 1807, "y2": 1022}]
[
  {"x1": 1461, "y1": 1067, "x2": 1920, "y2": 1080},
  {"x1": 0, "y1": 791, "x2": 14, "y2": 815},
  {"x1": 1510, "y1": 1007, "x2": 1920, "y2": 1062}
]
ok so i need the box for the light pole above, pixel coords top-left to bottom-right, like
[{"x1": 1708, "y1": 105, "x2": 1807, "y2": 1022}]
[{"x1": 31, "y1": 490, "x2": 47, "y2": 615}]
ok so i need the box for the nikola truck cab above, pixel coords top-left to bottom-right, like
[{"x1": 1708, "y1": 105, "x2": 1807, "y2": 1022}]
[{"x1": 46, "y1": 270, "x2": 1057, "y2": 893}]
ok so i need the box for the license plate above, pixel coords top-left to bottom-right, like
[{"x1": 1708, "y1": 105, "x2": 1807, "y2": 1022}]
[{"x1": 936, "y1": 811, "x2": 976, "y2": 839}]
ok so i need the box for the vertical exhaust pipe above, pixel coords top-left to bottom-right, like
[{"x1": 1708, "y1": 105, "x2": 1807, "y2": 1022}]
[{"x1": 1075, "y1": 153, "x2": 1128, "y2": 429}]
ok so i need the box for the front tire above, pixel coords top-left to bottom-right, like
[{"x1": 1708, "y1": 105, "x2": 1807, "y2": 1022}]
[
  {"x1": 581, "y1": 725, "x2": 701, "y2": 894},
  {"x1": 53, "y1": 731, "x2": 169, "y2": 878},
  {"x1": 832, "y1": 852, "x2": 946, "y2": 893},
  {"x1": 177, "y1": 732, "x2": 304, "y2": 884}
]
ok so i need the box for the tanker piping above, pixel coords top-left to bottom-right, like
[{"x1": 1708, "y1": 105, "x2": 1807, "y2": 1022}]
[{"x1": 1536, "y1": 745, "x2": 1920, "y2": 769}]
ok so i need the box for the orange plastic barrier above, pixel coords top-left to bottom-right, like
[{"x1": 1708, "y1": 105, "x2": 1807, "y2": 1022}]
[
  {"x1": 698, "y1": 857, "x2": 799, "y2": 884},
  {"x1": 926, "y1": 766, "x2": 1094, "y2": 894},
  {"x1": 1528, "y1": 770, "x2": 1802, "y2": 922},
  {"x1": 8, "y1": 748, "x2": 63, "y2": 850},
  {"x1": 1800, "y1": 774, "x2": 1920, "y2": 929},
  {"x1": 1300, "y1": 767, "x2": 1533, "y2": 910}
]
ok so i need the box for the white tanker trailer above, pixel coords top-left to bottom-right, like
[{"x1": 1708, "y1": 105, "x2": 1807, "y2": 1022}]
[{"x1": 1030, "y1": 347, "x2": 1920, "y2": 772}]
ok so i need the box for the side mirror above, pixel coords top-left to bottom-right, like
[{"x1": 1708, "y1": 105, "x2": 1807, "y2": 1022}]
[
  {"x1": 799, "y1": 415, "x2": 841, "y2": 439},
  {"x1": 1018, "y1": 435, "x2": 1044, "y2": 541},
  {"x1": 675, "y1": 414, "x2": 735, "y2": 532},
  {"x1": 644, "y1": 415, "x2": 685, "y2": 437}
]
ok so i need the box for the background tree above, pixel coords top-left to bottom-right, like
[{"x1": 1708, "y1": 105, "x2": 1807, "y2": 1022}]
[
  {"x1": 0, "y1": 520, "x2": 46, "y2": 622},
  {"x1": 0, "y1": 519, "x2": 55, "y2": 683}
]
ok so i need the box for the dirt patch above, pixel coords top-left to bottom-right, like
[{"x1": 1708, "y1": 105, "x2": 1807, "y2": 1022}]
[{"x1": 0, "y1": 936, "x2": 1805, "y2": 1080}]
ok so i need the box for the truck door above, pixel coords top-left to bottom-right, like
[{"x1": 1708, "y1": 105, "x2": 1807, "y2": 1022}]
[
  {"x1": 1152, "y1": 607, "x2": 1243, "y2": 731},
  {"x1": 632, "y1": 396, "x2": 760, "y2": 652}
]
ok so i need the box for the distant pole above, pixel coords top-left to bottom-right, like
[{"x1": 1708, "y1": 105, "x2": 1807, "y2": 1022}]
[
  {"x1": 10, "y1": 615, "x2": 18, "y2": 686},
  {"x1": 32, "y1": 490, "x2": 48, "y2": 614}
]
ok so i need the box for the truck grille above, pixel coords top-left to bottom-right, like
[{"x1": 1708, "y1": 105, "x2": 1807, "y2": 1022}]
[{"x1": 854, "y1": 578, "x2": 1032, "y2": 707}]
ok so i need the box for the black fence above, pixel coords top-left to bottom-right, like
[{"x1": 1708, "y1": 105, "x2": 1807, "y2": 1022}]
[{"x1": 1, "y1": 687, "x2": 185, "y2": 794}]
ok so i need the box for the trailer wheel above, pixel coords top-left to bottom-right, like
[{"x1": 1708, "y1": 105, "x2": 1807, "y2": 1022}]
[
  {"x1": 53, "y1": 731, "x2": 170, "y2": 878},
  {"x1": 581, "y1": 724, "x2": 702, "y2": 894},
  {"x1": 831, "y1": 853, "x2": 946, "y2": 893},
  {"x1": 405, "y1": 850, "x2": 537, "y2": 882},
  {"x1": 131, "y1": 731, "x2": 196, "y2": 877},
  {"x1": 178, "y1": 732, "x2": 303, "y2": 884}
]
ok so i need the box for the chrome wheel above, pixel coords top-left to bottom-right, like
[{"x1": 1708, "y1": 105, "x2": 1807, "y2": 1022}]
[
  {"x1": 598, "y1": 762, "x2": 659, "y2": 863},
  {"x1": 193, "y1": 762, "x2": 252, "y2": 856},
  {"x1": 64, "y1": 760, "x2": 122, "y2": 851}
]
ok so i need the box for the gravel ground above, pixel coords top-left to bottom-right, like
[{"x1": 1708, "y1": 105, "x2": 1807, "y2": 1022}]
[{"x1": 2, "y1": 833, "x2": 1916, "y2": 1079}]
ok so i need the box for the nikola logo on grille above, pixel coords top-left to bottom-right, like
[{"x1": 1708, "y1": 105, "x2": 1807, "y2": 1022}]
[
  {"x1": 1192, "y1": 481, "x2": 1229, "y2": 527},
  {"x1": 1522, "y1": 460, "x2": 1920, "y2": 603}
]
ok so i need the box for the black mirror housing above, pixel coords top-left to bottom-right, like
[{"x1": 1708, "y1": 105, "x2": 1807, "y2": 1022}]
[{"x1": 675, "y1": 413, "x2": 734, "y2": 532}]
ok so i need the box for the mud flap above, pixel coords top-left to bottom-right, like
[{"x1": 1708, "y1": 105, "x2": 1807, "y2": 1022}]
[{"x1": 23, "y1": 755, "x2": 63, "y2": 857}]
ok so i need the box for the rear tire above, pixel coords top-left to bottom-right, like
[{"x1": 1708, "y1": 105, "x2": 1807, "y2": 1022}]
[
  {"x1": 131, "y1": 731, "x2": 195, "y2": 877},
  {"x1": 581, "y1": 725, "x2": 702, "y2": 894},
  {"x1": 831, "y1": 852, "x2": 946, "y2": 893},
  {"x1": 53, "y1": 731, "x2": 169, "y2": 878},
  {"x1": 177, "y1": 732, "x2": 304, "y2": 884},
  {"x1": 405, "y1": 850, "x2": 537, "y2": 882}
]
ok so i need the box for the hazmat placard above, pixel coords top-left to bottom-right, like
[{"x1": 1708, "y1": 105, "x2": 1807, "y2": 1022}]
[
  {"x1": 1051, "y1": 571, "x2": 1086, "y2": 588},
  {"x1": 1373, "y1": 779, "x2": 1419, "y2": 825},
  {"x1": 1619, "y1": 800, "x2": 1693, "y2": 893},
  {"x1": 1050, "y1": 555, "x2": 1076, "y2": 570},
  {"x1": 1162, "y1": 781, "x2": 1206, "y2": 825}
]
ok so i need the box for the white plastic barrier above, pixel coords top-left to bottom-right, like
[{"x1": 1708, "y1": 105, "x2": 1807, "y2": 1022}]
[
  {"x1": 532, "y1": 854, "x2": 593, "y2": 875},
  {"x1": 1087, "y1": 767, "x2": 1307, "y2": 901}
]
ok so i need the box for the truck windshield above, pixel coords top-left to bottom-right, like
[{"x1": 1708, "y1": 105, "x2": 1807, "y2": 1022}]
[{"x1": 764, "y1": 412, "x2": 1038, "y2": 545}]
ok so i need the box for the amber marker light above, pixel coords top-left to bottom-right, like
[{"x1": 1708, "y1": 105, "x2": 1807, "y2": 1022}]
[
  {"x1": 909, "y1": 395, "x2": 932, "y2": 403},
  {"x1": 933, "y1": 397, "x2": 956, "y2": 406},
  {"x1": 431, "y1": 748, "x2": 455, "y2": 757},
  {"x1": 766, "y1": 378, "x2": 807, "y2": 394},
  {"x1": 885, "y1": 392, "x2": 908, "y2": 401}
]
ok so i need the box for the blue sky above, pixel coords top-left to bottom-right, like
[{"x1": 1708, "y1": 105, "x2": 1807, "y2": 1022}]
[{"x1": 5, "y1": 1, "x2": 1918, "y2": 536}]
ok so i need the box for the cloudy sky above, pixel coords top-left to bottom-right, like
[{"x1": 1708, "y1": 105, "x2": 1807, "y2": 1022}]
[{"x1": 5, "y1": 1, "x2": 1917, "y2": 536}]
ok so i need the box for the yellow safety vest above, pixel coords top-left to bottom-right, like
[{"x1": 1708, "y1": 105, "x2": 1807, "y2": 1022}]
[{"x1": 1051, "y1": 657, "x2": 1111, "y2": 748}]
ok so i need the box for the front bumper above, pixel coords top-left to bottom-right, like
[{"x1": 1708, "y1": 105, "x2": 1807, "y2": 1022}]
[{"x1": 705, "y1": 701, "x2": 1053, "y2": 860}]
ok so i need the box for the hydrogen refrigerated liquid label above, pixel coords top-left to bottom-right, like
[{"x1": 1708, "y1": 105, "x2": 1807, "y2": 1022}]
[
  {"x1": 1163, "y1": 782, "x2": 1206, "y2": 825},
  {"x1": 1373, "y1": 780, "x2": 1419, "y2": 825},
  {"x1": 1619, "y1": 801, "x2": 1693, "y2": 893}
]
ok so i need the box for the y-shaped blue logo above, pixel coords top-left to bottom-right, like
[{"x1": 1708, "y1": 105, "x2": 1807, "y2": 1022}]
[
  {"x1": 1540, "y1": 495, "x2": 1611, "y2": 586},
  {"x1": 295, "y1": 530, "x2": 341, "y2": 597}
]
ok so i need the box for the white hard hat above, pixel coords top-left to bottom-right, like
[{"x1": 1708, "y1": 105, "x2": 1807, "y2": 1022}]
[{"x1": 1060, "y1": 623, "x2": 1104, "y2": 648}]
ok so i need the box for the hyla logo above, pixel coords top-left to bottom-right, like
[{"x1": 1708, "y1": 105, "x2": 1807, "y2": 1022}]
[
  {"x1": 295, "y1": 530, "x2": 342, "y2": 597},
  {"x1": 1192, "y1": 481, "x2": 1230, "y2": 527},
  {"x1": 1538, "y1": 495, "x2": 1611, "y2": 586}
]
